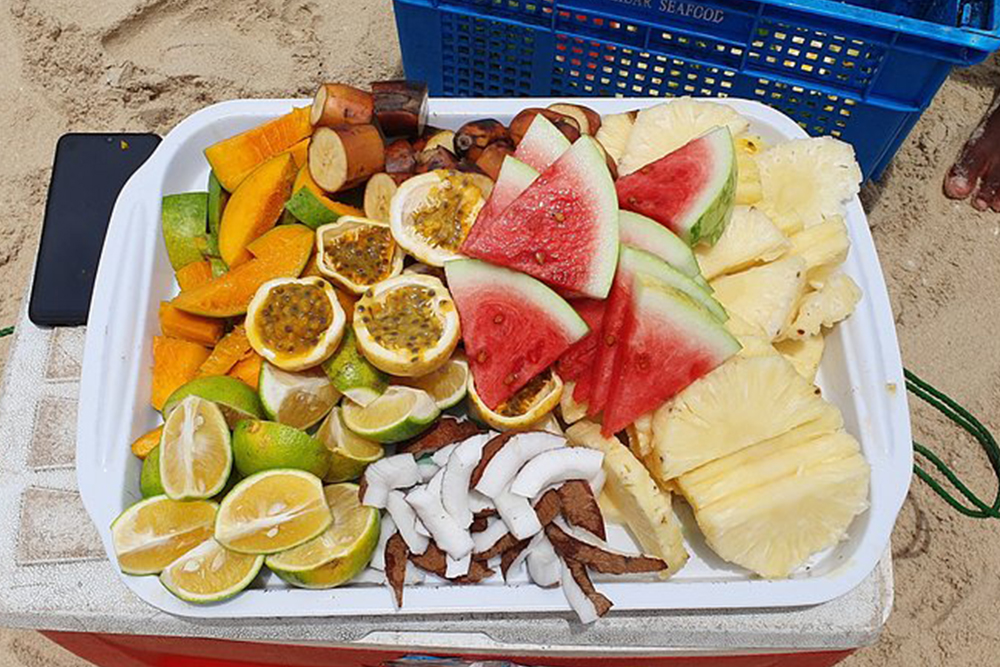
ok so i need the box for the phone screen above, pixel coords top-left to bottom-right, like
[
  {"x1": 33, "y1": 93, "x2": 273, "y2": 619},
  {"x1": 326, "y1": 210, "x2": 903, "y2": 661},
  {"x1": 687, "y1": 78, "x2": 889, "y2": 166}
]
[{"x1": 29, "y1": 133, "x2": 161, "y2": 326}]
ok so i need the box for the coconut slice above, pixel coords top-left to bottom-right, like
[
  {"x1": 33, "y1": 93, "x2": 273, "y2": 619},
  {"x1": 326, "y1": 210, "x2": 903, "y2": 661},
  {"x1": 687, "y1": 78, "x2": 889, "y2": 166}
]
[
  {"x1": 354, "y1": 564, "x2": 425, "y2": 585},
  {"x1": 590, "y1": 468, "x2": 607, "y2": 496},
  {"x1": 469, "y1": 490, "x2": 495, "y2": 514},
  {"x1": 399, "y1": 417, "x2": 484, "y2": 454},
  {"x1": 409, "y1": 542, "x2": 495, "y2": 583},
  {"x1": 494, "y1": 485, "x2": 543, "y2": 540},
  {"x1": 386, "y1": 490, "x2": 430, "y2": 555},
  {"x1": 446, "y1": 553, "x2": 472, "y2": 578},
  {"x1": 363, "y1": 454, "x2": 421, "y2": 507},
  {"x1": 534, "y1": 488, "x2": 563, "y2": 526},
  {"x1": 370, "y1": 513, "x2": 397, "y2": 570},
  {"x1": 414, "y1": 517, "x2": 431, "y2": 538},
  {"x1": 561, "y1": 559, "x2": 612, "y2": 623},
  {"x1": 526, "y1": 533, "x2": 561, "y2": 587},
  {"x1": 546, "y1": 518, "x2": 666, "y2": 575},
  {"x1": 472, "y1": 516, "x2": 510, "y2": 555},
  {"x1": 557, "y1": 479, "x2": 606, "y2": 540},
  {"x1": 416, "y1": 457, "x2": 439, "y2": 483},
  {"x1": 475, "y1": 431, "x2": 566, "y2": 498},
  {"x1": 510, "y1": 448, "x2": 605, "y2": 498},
  {"x1": 442, "y1": 434, "x2": 490, "y2": 528},
  {"x1": 431, "y1": 443, "x2": 459, "y2": 468},
  {"x1": 384, "y1": 533, "x2": 409, "y2": 607},
  {"x1": 406, "y1": 482, "x2": 475, "y2": 560},
  {"x1": 503, "y1": 531, "x2": 543, "y2": 579}
]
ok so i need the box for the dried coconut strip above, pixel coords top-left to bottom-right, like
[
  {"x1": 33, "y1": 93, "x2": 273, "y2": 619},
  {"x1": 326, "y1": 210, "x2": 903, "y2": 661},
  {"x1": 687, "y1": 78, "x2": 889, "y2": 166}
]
[
  {"x1": 545, "y1": 522, "x2": 666, "y2": 575},
  {"x1": 399, "y1": 417, "x2": 484, "y2": 455},
  {"x1": 558, "y1": 480, "x2": 606, "y2": 540},
  {"x1": 385, "y1": 533, "x2": 409, "y2": 608},
  {"x1": 563, "y1": 559, "x2": 613, "y2": 622},
  {"x1": 469, "y1": 432, "x2": 517, "y2": 488}
]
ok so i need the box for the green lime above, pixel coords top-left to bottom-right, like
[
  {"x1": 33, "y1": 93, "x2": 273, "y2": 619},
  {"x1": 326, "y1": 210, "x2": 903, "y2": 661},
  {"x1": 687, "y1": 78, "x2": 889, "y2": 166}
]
[
  {"x1": 162, "y1": 376, "x2": 265, "y2": 429},
  {"x1": 398, "y1": 355, "x2": 469, "y2": 409},
  {"x1": 232, "y1": 420, "x2": 330, "y2": 478},
  {"x1": 322, "y1": 328, "x2": 389, "y2": 407},
  {"x1": 160, "y1": 396, "x2": 233, "y2": 501},
  {"x1": 341, "y1": 386, "x2": 440, "y2": 444},
  {"x1": 265, "y1": 483, "x2": 379, "y2": 589},
  {"x1": 140, "y1": 445, "x2": 166, "y2": 498},
  {"x1": 259, "y1": 362, "x2": 339, "y2": 430},
  {"x1": 159, "y1": 537, "x2": 263, "y2": 603},
  {"x1": 315, "y1": 407, "x2": 384, "y2": 482}
]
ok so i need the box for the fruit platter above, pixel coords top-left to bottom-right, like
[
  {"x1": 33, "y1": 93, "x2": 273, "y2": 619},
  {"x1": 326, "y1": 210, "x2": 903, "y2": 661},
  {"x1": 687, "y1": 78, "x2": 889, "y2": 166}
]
[{"x1": 77, "y1": 84, "x2": 911, "y2": 620}]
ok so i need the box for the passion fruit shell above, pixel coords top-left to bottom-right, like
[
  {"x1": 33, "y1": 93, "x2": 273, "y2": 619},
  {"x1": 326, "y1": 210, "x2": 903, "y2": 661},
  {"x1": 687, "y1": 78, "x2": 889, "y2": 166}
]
[
  {"x1": 246, "y1": 277, "x2": 346, "y2": 371},
  {"x1": 316, "y1": 216, "x2": 404, "y2": 295},
  {"x1": 469, "y1": 368, "x2": 563, "y2": 430},
  {"x1": 352, "y1": 274, "x2": 460, "y2": 377},
  {"x1": 389, "y1": 169, "x2": 493, "y2": 267}
]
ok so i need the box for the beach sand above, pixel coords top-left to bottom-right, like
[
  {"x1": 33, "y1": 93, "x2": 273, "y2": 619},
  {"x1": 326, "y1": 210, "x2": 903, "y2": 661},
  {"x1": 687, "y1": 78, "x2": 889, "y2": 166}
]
[{"x1": 1, "y1": 0, "x2": 998, "y2": 664}]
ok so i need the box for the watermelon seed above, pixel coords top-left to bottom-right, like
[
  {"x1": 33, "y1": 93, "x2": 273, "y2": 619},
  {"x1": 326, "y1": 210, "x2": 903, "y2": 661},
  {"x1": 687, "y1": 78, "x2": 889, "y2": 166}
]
[
  {"x1": 477, "y1": 350, "x2": 488, "y2": 363},
  {"x1": 605, "y1": 334, "x2": 616, "y2": 346},
  {"x1": 534, "y1": 251, "x2": 546, "y2": 265},
  {"x1": 552, "y1": 212, "x2": 565, "y2": 222},
  {"x1": 493, "y1": 314, "x2": 504, "y2": 324},
  {"x1": 503, "y1": 373, "x2": 516, "y2": 385},
  {"x1": 627, "y1": 196, "x2": 638, "y2": 206}
]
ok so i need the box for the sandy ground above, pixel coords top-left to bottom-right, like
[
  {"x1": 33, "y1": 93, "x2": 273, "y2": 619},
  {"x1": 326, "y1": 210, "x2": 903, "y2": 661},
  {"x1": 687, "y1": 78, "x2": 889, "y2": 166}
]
[{"x1": 1, "y1": 0, "x2": 999, "y2": 664}]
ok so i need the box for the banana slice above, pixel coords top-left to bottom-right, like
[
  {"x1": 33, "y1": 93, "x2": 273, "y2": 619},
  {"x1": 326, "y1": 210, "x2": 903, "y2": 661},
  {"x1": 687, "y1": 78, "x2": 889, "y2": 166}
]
[{"x1": 364, "y1": 173, "x2": 398, "y2": 223}]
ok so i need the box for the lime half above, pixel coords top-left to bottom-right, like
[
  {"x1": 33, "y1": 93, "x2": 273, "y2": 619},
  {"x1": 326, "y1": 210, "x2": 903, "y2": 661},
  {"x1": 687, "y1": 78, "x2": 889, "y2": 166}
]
[
  {"x1": 259, "y1": 362, "x2": 339, "y2": 430},
  {"x1": 162, "y1": 376, "x2": 265, "y2": 429},
  {"x1": 322, "y1": 327, "x2": 389, "y2": 407},
  {"x1": 315, "y1": 407, "x2": 384, "y2": 482},
  {"x1": 398, "y1": 355, "x2": 469, "y2": 409},
  {"x1": 140, "y1": 446, "x2": 165, "y2": 498},
  {"x1": 265, "y1": 483, "x2": 379, "y2": 588},
  {"x1": 232, "y1": 420, "x2": 331, "y2": 479},
  {"x1": 341, "y1": 386, "x2": 440, "y2": 443},
  {"x1": 160, "y1": 396, "x2": 233, "y2": 501},
  {"x1": 111, "y1": 496, "x2": 218, "y2": 575},
  {"x1": 160, "y1": 537, "x2": 264, "y2": 603}
]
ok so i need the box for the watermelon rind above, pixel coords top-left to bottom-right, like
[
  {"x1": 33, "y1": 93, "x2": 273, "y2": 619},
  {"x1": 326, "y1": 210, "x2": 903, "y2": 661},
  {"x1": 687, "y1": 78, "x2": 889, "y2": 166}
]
[
  {"x1": 618, "y1": 210, "x2": 702, "y2": 280},
  {"x1": 677, "y1": 127, "x2": 737, "y2": 246},
  {"x1": 620, "y1": 246, "x2": 728, "y2": 323},
  {"x1": 514, "y1": 114, "x2": 572, "y2": 173}
]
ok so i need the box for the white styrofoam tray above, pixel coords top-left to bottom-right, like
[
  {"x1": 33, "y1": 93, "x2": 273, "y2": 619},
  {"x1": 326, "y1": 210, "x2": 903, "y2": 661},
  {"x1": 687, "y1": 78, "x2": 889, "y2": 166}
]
[{"x1": 77, "y1": 97, "x2": 911, "y2": 619}]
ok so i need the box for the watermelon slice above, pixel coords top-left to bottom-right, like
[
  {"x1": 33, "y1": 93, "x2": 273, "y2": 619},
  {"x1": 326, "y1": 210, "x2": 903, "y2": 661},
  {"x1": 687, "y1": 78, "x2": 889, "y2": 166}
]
[
  {"x1": 556, "y1": 298, "x2": 606, "y2": 391},
  {"x1": 466, "y1": 157, "x2": 538, "y2": 248},
  {"x1": 514, "y1": 114, "x2": 571, "y2": 172},
  {"x1": 461, "y1": 137, "x2": 619, "y2": 299},
  {"x1": 619, "y1": 211, "x2": 703, "y2": 284},
  {"x1": 586, "y1": 246, "x2": 727, "y2": 416},
  {"x1": 445, "y1": 259, "x2": 589, "y2": 409},
  {"x1": 601, "y1": 277, "x2": 740, "y2": 435},
  {"x1": 616, "y1": 126, "x2": 737, "y2": 246}
]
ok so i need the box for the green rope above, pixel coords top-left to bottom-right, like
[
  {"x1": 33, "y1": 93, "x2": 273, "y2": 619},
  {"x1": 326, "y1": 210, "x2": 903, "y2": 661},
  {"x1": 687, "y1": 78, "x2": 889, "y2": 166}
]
[{"x1": 905, "y1": 368, "x2": 1000, "y2": 519}]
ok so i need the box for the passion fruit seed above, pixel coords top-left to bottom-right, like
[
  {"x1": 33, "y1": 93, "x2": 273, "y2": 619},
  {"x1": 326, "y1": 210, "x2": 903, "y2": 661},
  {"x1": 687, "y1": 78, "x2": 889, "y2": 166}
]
[
  {"x1": 411, "y1": 173, "x2": 483, "y2": 251},
  {"x1": 363, "y1": 285, "x2": 443, "y2": 355},
  {"x1": 323, "y1": 225, "x2": 395, "y2": 287},
  {"x1": 258, "y1": 283, "x2": 333, "y2": 355},
  {"x1": 495, "y1": 370, "x2": 552, "y2": 417}
]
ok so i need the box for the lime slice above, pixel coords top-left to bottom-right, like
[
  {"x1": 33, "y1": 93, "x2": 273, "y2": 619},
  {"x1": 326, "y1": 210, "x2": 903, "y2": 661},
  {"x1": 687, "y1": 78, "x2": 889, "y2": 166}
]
[
  {"x1": 322, "y1": 327, "x2": 389, "y2": 407},
  {"x1": 398, "y1": 355, "x2": 469, "y2": 409},
  {"x1": 315, "y1": 407, "x2": 384, "y2": 482},
  {"x1": 140, "y1": 446, "x2": 166, "y2": 498},
  {"x1": 232, "y1": 420, "x2": 331, "y2": 479},
  {"x1": 258, "y1": 362, "x2": 340, "y2": 430},
  {"x1": 162, "y1": 376, "x2": 265, "y2": 429},
  {"x1": 341, "y1": 386, "x2": 440, "y2": 443},
  {"x1": 160, "y1": 396, "x2": 233, "y2": 501},
  {"x1": 214, "y1": 469, "x2": 332, "y2": 554},
  {"x1": 160, "y1": 537, "x2": 264, "y2": 603},
  {"x1": 265, "y1": 483, "x2": 379, "y2": 588},
  {"x1": 111, "y1": 496, "x2": 218, "y2": 575}
]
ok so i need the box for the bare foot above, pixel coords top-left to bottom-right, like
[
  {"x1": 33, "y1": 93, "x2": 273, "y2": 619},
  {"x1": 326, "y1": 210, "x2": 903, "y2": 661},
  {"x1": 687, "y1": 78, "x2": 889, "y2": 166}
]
[{"x1": 945, "y1": 92, "x2": 1000, "y2": 210}]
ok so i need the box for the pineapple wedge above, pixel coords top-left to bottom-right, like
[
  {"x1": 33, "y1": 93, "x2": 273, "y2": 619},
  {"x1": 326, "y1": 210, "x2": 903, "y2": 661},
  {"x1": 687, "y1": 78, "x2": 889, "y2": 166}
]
[
  {"x1": 619, "y1": 99, "x2": 750, "y2": 176},
  {"x1": 756, "y1": 137, "x2": 862, "y2": 235},
  {"x1": 567, "y1": 420, "x2": 689, "y2": 577},
  {"x1": 735, "y1": 135, "x2": 766, "y2": 205},
  {"x1": 774, "y1": 335, "x2": 825, "y2": 382},
  {"x1": 786, "y1": 273, "x2": 862, "y2": 339},
  {"x1": 560, "y1": 381, "x2": 588, "y2": 424},
  {"x1": 594, "y1": 111, "x2": 636, "y2": 164},
  {"x1": 711, "y1": 256, "x2": 806, "y2": 340},
  {"x1": 650, "y1": 354, "x2": 843, "y2": 480},
  {"x1": 696, "y1": 206, "x2": 790, "y2": 280},
  {"x1": 625, "y1": 411, "x2": 654, "y2": 460},
  {"x1": 725, "y1": 312, "x2": 774, "y2": 359},
  {"x1": 787, "y1": 215, "x2": 849, "y2": 277},
  {"x1": 677, "y1": 429, "x2": 869, "y2": 578}
]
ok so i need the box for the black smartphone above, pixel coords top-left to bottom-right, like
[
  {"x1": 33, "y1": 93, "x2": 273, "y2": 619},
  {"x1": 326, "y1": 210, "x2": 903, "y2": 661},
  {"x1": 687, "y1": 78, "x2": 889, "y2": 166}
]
[{"x1": 29, "y1": 133, "x2": 161, "y2": 326}]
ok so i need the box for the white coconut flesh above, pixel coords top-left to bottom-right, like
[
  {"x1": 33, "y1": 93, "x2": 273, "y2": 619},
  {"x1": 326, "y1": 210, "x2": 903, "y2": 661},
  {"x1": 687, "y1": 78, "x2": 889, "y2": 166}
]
[
  {"x1": 510, "y1": 448, "x2": 605, "y2": 499},
  {"x1": 370, "y1": 514, "x2": 396, "y2": 571},
  {"x1": 431, "y1": 443, "x2": 459, "y2": 467},
  {"x1": 442, "y1": 434, "x2": 490, "y2": 528},
  {"x1": 494, "y1": 486, "x2": 542, "y2": 540},
  {"x1": 472, "y1": 517, "x2": 510, "y2": 555},
  {"x1": 526, "y1": 534, "x2": 561, "y2": 588},
  {"x1": 446, "y1": 553, "x2": 472, "y2": 578},
  {"x1": 386, "y1": 490, "x2": 430, "y2": 555},
  {"x1": 560, "y1": 561, "x2": 601, "y2": 624},
  {"x1": 363, "y1": 454, "x2": 421, "y2": 508},
  {"x1": 475, "y1": 431, "x2": 566, "y2": 498},
  {"x1": 406, "y1": 477, "x2": 475, "y2": 560},
  {"x1": 469, "y1": 490, "x2": 494, "y2": 514}
]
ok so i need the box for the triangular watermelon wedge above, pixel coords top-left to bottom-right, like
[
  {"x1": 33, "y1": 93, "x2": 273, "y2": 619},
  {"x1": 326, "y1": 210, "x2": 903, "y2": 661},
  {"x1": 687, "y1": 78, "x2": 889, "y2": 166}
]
[
  {"x1": 616, "y1": 126, "x2": 736, "y2": 246},
  {"x1": 445, "y1": 259, "x2": 589, "y2": 409},
  {"x1": 461, "y1": 137, "x2": 619, "y2": 299},
  {"x1": 465, "y1": 157, "x2": 538, "y2": 249},
  {"x1": 601, "y1": 277, "x2": 740, "y2": 436},
  {"x1": 513, "y1": 114, "x2": 571, "y2": 172},
  {"x1": 556, "y1": 298, "x2": 606, "y2": 405}
]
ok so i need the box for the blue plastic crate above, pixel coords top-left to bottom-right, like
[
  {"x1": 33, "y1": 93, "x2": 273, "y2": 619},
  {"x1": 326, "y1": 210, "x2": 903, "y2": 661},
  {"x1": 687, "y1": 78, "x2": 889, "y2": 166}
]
[{"x1": 392, "y1": 0, "x2": 1000, "y2": 178}]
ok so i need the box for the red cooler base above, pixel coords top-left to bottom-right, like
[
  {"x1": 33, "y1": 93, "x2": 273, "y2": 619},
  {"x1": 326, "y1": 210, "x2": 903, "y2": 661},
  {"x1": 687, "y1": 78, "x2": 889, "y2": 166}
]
[{"x1": 43, "y1": 631, "x2": 853, "y2": 667}]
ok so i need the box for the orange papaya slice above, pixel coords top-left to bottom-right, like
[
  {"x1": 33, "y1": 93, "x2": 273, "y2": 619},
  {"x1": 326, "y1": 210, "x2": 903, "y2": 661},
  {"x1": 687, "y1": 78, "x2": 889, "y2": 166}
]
[
  {"x1": 159, "y1": 302, "x2": 225, "y2": 346},
  {"x1": 284, "y1": 138, "x2": 311, "y2": 168},
  {"x1": 175, "y1": 259, "x2": 214, "y2": 291},
  {"x1": 219, "y1": 153, "x2": 297, "y2": 267},
  {"x1": 196, "y1": 326, "x2": 252, "y2": 377},
  {"x1": 205, "y1": 106, "x2": 312, "y2": 191},
  {"x1": 150, "y1": 336, "x2": 211, "y2": 410},
  {"x1": 228, "y1": 352, "x2": 264, "y2": 390}
]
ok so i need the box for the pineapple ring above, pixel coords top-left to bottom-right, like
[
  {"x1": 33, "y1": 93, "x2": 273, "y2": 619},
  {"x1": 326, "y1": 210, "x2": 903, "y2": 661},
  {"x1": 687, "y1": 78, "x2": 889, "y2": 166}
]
[
  {"x1": 469, "y1": 368, "x2": 563, "y2": 430},
  {"x1": 352, "y1": 274, "x2": 460, "y2": 377},
  {"x1": 316, "y1": 216, "x2": 404, "y2": 295}
]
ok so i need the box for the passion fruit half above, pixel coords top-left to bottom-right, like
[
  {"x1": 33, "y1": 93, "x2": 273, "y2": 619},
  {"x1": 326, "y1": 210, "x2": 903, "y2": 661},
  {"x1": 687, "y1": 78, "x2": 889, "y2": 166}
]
[
  {"x1": 352, "y1": 274, "x2": 460, "y2": 377},
  {"x1": 246, "y1": 277, "x2": 346, "y2": 371},
  {"x1": 469, "y1": 368, "x2": 563, "y2": 430},
  {"x1": 389, "y1": 169, "x2": 493, "y2": 267},
  {"x1": 316, "y1": 216, "x2": 404, "y2": 295}
]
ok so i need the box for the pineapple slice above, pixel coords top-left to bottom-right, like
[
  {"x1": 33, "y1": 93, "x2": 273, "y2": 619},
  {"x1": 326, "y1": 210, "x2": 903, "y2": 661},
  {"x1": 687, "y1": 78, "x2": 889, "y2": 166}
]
[
  {"x1": 807, "y1": 263, "x2": 839, "y2": 290},
  {"x1": 735, "y1": 152, "x2": 763, "y2": 205},
  {"x1": 757, "y1": 137, "x2": 862, "y2": 234},
  {"x1": 650, "y1": 354, "x2": 843, "y2": 480},
  {"x1": 787, "y1": 215, "x2": 849, "y2": 278},
  {"x1": 710, "y1": 256, "x2": 806, "y2": 340},
  {"x1": 567, "y1": 420, "x2": 689, "y2": 577},
  {"x1": 619, "y1": 99, "x2": 750, "y2": 176},
  {"x1": 725, "y1": 312, "x2": 774, "y2": 359},
  {"x1": 696, "y1": 206, "x2": 790, "y2": 280},
  {"x1": 677, "y1": 430, "x2": 869, "y2": 578},
  {"x1": 560, "y1": 381, "x2": 588, "y2": 424},
  {"x1": 625, "y1": 411, "x2": 654, "y2": 460},
  {"x1": 737, "y1": 134, "x2": 766, "y2": 156},
  {"x1": 786, "y1": 273, "x2": 862, "y2": 339},
  {"x1": 774, "y1": 335, "x2": 825, "y2": 382},
  {"x1": 594, "y1": 111, "x2": 636, "y2": 164}
]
